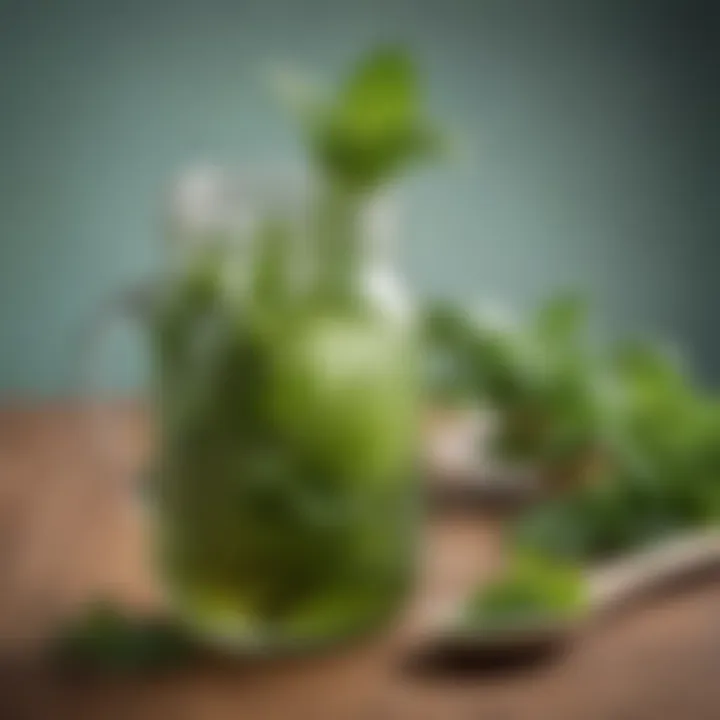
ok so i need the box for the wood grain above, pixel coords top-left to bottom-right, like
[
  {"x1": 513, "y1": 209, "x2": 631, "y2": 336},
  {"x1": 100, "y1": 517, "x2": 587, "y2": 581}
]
[{"x1": 1, "y1": 404, "x2": 720, "y2": 720}]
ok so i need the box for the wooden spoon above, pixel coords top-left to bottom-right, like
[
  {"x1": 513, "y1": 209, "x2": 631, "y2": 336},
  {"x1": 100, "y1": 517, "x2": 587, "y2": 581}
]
[{"x1": 421, "y1": 530, "x2": 720, "y2": 664}]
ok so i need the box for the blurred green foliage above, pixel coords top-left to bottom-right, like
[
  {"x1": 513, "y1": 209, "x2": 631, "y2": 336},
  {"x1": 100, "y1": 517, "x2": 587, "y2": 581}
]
[
  {"x1": 434, "y1": 295, "x2": 720, "y2": 624},
  {"x1": 424, "y1": 293, "x2": 720, "y2": 562},
  {"x1": 514, "y1": 341, "x2": 720, "y2": 561}
]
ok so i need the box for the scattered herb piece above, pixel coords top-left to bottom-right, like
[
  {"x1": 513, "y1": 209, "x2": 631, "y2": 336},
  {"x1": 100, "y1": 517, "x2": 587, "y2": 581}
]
[{"x1": 52, "y1": 602, "x2": 196, "y2": 672}]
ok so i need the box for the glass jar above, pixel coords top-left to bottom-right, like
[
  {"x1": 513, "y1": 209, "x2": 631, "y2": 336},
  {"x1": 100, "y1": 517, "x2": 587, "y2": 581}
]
[{"x1": 145, "y1": 167, "x2": 420, "y2": 652}]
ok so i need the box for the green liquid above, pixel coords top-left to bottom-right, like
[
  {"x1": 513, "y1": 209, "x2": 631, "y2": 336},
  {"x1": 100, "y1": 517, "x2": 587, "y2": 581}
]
[{"x1": 151, "y1": 247, "x2": 418, "y2": 649}]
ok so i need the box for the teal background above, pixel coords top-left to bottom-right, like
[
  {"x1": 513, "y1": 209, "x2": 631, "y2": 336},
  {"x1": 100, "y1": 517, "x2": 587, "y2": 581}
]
[{"x1": 0, "y1": 0, "x2": 717, "y2": 398}]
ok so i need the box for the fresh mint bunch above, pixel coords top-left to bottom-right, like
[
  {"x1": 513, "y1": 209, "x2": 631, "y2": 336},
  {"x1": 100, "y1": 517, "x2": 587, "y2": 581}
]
[{"x1": 512, "y1": 341, "x2": 720, "y2": 562}]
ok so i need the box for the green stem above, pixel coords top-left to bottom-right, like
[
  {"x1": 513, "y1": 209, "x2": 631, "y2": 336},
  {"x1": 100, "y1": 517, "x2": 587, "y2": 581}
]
[{"x1": 314, "y1": 184, "x2": 368, "y2": 306}]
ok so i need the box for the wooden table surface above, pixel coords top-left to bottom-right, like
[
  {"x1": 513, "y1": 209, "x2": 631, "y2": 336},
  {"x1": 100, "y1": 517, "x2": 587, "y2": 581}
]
[{"x1": 1, "y1": 405, "x2": 720, "y2": 720}]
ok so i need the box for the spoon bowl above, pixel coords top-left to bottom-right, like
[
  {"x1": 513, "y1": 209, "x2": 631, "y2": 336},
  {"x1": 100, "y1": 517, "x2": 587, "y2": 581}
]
[{"x1": 419, "y1": 530, "x2": 720, "y2": 668}]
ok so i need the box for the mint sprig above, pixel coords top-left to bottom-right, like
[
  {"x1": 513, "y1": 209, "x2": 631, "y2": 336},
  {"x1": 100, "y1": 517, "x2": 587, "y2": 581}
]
[
  {"x1": 276, "y1": 47, "x2": 445, "y2": 193},
  {"x1": 461, "y1": 552, "x2": 587, "y2": 629}
]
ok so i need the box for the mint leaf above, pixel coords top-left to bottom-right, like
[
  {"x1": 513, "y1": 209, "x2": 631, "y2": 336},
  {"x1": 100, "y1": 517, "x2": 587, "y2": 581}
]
[
  {"x1": 461, "y1": 551, "x2": 587, "y2": 628},
  {"x1": 309, "y1": 47, "x2": 444, "y2": 191},
  {"x1": 335, "y1": 48, "x2": 418, "y2": 132}
]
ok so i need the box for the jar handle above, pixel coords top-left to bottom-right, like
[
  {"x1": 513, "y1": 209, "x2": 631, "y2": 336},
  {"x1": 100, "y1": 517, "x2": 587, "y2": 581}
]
[{"x1": 77, "y1": 280, "x2": 157, "y2": 487}]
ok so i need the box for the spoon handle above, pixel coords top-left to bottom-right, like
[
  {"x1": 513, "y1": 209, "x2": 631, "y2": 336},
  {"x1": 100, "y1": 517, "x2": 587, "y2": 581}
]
[{"x1": 588, "y1": 530, "x2": 720, "y2": 614}]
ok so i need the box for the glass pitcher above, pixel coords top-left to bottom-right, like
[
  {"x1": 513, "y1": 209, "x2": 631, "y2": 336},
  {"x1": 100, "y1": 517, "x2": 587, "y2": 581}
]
[{"x1": 88, "y1": 167, "x2": 421, "y2": 653}]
